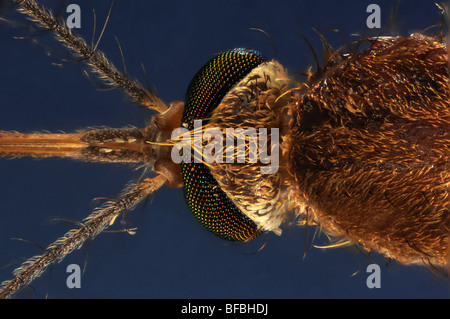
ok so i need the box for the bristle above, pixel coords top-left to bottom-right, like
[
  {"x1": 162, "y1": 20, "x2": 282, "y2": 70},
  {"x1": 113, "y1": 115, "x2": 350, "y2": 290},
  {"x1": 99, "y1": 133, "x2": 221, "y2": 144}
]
[{"x1": 288, "y1": 34, "x2": 450, "y2": 267}]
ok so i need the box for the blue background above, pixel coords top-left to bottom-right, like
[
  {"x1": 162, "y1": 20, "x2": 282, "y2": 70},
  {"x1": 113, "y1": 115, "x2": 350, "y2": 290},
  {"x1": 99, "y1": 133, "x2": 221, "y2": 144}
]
[{"x1": 0, "y1": 0, "x2": 449, "y2": 298}]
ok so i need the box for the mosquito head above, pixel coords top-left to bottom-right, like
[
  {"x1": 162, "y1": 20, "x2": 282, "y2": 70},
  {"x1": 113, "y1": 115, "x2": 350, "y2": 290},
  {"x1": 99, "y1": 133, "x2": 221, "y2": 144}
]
[{"x1": 153, "y1": 48, "x2": 292, "y2": 242}]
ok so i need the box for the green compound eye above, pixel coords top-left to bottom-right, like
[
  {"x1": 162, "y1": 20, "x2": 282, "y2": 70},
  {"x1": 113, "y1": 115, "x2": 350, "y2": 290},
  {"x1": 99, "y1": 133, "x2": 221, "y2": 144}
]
[{"x1": 181, "y1": 48, "x2": 267, "y2": 241}]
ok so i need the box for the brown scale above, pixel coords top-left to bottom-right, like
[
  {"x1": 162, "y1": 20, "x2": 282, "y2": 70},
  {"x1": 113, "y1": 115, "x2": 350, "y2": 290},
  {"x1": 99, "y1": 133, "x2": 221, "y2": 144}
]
[{"x1": 287, "y1": 33, "x2": 450, "y2": 267}]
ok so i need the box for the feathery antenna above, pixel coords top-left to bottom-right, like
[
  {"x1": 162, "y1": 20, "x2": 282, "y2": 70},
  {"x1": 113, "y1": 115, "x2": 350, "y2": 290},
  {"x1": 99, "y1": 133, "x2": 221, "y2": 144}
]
[
  {"x1": 0, "y1": 175, "x2": 167, "y2": 299},
  {"x1": 11, "y1": 0, "x2": 168, "y2": 112}
]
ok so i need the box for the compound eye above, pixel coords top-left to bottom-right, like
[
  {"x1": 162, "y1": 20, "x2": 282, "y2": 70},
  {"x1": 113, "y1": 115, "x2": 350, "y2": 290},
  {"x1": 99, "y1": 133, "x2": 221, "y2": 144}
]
[{"x1": 181, "y1": 48, "x2": 267, "y2": 241}]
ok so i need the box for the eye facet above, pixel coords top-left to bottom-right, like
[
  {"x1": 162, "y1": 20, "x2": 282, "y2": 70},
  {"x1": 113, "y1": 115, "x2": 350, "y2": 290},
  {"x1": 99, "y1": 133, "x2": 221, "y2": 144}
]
[
  {"x1": 181, "y1": 48, "x2": 267, "y2": 241},
  {"x1": 182, "y1": 48, "x2": 267, "y2": 130}
]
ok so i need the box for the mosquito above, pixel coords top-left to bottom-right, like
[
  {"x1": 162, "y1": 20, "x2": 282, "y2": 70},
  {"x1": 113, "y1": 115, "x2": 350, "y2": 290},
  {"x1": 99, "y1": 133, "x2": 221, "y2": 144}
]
[{"x1": 0, "y1": 0, "x2": 449, "y2": 299}]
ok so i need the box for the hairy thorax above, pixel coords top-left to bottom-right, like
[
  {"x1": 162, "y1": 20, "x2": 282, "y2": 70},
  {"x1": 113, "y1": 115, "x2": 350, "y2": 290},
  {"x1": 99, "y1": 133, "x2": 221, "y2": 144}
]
[{"x1": 288, "y1": 34, "x2": 450, "y2": 266}]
